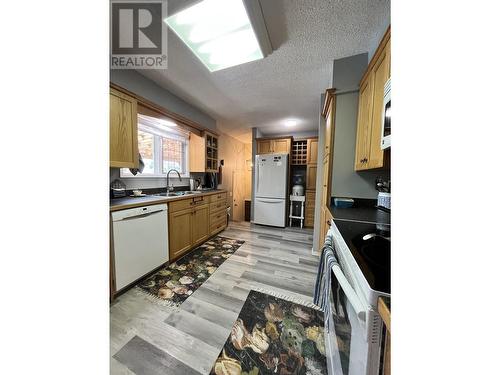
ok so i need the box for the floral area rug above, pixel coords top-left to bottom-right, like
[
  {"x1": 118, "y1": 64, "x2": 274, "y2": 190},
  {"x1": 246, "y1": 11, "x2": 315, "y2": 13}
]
[
  {"x1": 211, "y1": 290, "x2": 328, "y2": 375},
  {"x1": 137, "y1": 236, "x2": 244, "y2": 307}
]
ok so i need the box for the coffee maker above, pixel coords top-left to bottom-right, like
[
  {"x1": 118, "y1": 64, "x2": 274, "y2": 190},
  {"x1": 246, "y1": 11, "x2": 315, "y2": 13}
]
[{"x1": 203, "y1": 172, "x2": 218, "y2": 190}]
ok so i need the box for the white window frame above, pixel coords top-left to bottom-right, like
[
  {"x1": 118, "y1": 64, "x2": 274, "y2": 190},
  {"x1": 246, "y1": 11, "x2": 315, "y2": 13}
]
[{"x1": 120, "y1": 122, "x2": 190, "y2": 179}]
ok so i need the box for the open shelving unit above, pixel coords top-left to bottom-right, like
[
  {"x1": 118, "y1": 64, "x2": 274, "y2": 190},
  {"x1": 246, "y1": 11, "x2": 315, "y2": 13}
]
[
  {"x1": 205, "y1": 132, "x2": 218, "y2": 172},
  {"x1": 291, "y1": 140, "x2": 308, "y2": 165}
]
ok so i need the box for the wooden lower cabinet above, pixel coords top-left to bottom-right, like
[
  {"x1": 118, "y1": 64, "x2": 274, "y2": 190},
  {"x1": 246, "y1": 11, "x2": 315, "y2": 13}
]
[
  {"x1": 191, "y1": 204, "x2": 209, "y2": 245},
  {"x1": 168, "y1": 208, "x2": 193, "y2": 259},
  {"x1": 304, "y1": 190, "x2": 316, "y2": 228},
  {"x1": 168, "y1": 192, "x2": 227, "y2": 261}
]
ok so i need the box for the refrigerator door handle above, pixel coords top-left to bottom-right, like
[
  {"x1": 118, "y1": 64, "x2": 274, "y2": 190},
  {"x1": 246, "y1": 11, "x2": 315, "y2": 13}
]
[{"x1": 256, "y1": 198, "x2": 283, "y2": 204}]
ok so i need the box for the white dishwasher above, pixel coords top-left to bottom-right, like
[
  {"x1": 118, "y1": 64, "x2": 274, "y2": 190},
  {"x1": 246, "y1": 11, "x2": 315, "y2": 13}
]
[{"x1": 111, "y1": 203, "x2": 169, "y2": 291}]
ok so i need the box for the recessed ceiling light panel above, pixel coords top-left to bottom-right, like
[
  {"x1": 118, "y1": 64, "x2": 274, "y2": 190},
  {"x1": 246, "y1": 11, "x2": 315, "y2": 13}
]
[
  {"x1": 284, "y1": 119, "x2": 298, "y2": 127},
  {"x1": 165, "y1": 0, "x2": 264, "y2": 72}
]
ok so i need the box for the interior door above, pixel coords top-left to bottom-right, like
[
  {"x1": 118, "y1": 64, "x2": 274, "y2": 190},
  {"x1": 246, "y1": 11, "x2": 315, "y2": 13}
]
[{"x1": 232, "y1": 170, "x2": 245, "y2": 221}]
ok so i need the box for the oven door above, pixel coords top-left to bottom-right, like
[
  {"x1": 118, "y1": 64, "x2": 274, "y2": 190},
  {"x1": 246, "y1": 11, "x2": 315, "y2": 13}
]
[{"x1": 326, "y1": 264, "x2": 370, "y2": 375}]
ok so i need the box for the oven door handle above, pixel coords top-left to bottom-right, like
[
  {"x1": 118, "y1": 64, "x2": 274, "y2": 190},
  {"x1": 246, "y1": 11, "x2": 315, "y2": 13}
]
[{"x1": 332, "y1": 263, "x2": 366, "y2": 322}]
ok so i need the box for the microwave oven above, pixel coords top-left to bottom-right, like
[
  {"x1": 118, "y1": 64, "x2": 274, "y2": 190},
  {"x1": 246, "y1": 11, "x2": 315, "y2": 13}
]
[{"x1": 380, "y1": 78, "x2": 391, "y2": 149}]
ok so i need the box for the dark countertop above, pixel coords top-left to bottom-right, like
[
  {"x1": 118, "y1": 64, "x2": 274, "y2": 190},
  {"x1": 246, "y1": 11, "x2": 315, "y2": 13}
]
[
  {"x1": 110, "y1": 189, "x2": 226, "y2": 211},
  {"x1": 329, "y1": 198, "x2": 390, "y2": 225},
  {"x1": 110, "y1": 195, "x2": 167, "y2": 209}
]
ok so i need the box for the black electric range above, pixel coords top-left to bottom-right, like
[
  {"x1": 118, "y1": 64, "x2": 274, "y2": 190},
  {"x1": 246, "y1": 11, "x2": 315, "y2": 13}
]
[{"x1": 333, "y1": 219, "x2": 391, "y2": 294}]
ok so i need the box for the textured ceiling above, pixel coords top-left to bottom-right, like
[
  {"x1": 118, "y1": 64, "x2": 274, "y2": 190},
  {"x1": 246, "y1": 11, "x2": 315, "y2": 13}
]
[{"x1": 140, "y1": 0, "x2": 390, "y2": 143}]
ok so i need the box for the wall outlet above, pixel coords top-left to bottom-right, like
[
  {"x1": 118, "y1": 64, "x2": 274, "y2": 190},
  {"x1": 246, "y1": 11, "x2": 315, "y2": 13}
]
[{"x1": 229, "y1": 191, "x2": 233, "y2": 197}]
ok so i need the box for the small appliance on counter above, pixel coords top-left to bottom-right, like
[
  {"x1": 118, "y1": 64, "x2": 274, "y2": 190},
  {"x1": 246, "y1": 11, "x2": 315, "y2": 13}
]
[
  {"x1": 381, "y1": 77, "x2": 391, "y2": 149},
  {"x1": 375, "y1": 176, "x2": 391, "y2": 210},
  {"x1": 291, "y1": 173, "x2": 305, "y2": 196},
  {"x1": 203, "y1": 172, "x2": 218, "y2": 190},
  {"x1": 110, "y1": 179, "x2": 127, "y2": 198},
  {"x1": 333, "y1": 197, "x2": 354, "y2": 208}
]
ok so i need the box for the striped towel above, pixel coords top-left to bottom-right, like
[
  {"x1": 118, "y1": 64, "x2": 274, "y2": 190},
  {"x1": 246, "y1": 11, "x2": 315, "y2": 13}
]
[{"x1": 313, "y1": 233, "x2": 339, "y2": 329}]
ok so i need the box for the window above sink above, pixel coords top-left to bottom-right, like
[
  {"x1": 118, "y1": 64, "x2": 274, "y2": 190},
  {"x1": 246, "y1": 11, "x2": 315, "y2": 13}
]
[{"x1": 120, "y1": 114, "x2": 190, "y2": 178}]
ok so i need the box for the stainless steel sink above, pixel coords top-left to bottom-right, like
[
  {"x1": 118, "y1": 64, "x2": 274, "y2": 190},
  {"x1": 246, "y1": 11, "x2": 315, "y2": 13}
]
[{"x1": 152, "y1": 191, "x2": 202, "y2": 197}]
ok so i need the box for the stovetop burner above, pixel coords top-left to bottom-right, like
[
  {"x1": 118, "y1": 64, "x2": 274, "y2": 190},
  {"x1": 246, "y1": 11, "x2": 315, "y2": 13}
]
[{"x1": 333, "y1": 219, "x2": 391, "y2": 294}]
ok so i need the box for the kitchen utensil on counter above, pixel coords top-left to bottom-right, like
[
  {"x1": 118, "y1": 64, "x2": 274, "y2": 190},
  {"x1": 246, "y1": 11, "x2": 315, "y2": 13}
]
[
  {"x1": 334, "y1": 197, "x2": 354, "y2": 208},
  {"x1": 203, "y1": 172, "x2": 217, "y2": 189},
  {"x1": 377, "y1": 192, "x2": 391, "y2": 210},
  {"x1": 110, "y1": 179, "x2": 127, "y2": 198},
  {"x1": 375, "y1": 176, "x2": 390, "y2": 193}
]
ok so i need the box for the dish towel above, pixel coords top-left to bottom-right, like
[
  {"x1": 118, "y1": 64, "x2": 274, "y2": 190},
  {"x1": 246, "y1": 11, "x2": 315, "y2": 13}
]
[
  {"x1": 129, "y1": 153, "x2": 145, "y2": 176},
  {"x1": 313, "y1": 234, "x2": 339, "y2": 329}
]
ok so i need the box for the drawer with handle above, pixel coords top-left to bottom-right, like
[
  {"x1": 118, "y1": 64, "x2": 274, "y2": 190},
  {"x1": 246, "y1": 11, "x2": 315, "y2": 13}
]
[
  {"x1": 210, "y1": 192, "x2": 226, "y2": 203},
  {"x1": 210, "y1": 200, "x2": 226, "y2": 212},
  {"x1": 169, "y1": 195, "x2": 207, "y2": 213},
  {"x1": 210, "y1": 216, "x2": 227, "y2": 234},
  {"x1": 210, "y1": 209, "x2": 226, "y2": 223}
]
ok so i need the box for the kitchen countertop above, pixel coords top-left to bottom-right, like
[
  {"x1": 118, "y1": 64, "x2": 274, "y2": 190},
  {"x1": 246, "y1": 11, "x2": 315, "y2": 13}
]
[
  {"x1": 329, "y1": 199, "x2": 390, "y2": 225},
  {"x1": 110, "y1": 189, "x2": 226, "y2": 212}
]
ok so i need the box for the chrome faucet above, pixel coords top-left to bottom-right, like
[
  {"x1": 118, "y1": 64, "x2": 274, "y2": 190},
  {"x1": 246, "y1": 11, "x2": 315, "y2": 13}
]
[{"x1": 166, "y1": 169, "x2": 182, "y2": 192}]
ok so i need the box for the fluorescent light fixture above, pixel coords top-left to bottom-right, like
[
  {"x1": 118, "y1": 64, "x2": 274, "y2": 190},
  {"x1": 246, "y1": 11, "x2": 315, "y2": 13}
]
[
  {"x1": 164, "y1": 0, "x2": 264, "y2": 72},
  {"x1": 158, "y1": 118, "x2": 177, "y2": 127}
]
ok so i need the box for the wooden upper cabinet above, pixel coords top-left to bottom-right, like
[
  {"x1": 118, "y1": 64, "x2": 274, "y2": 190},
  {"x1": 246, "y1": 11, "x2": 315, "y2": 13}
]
[
  {"x1": 354, "y1": 27, "x2": 390, "y2": 171},
  {"x1": 110, "y1": 88, "x2": 138, "y2": 168},
  {"x1": 368, "y1": 43, "x2": 390, "y2": 169},
  {"x1": 355, "y1": 77, "x2": 374, "y2": 170},
  {"x1": 189, "y1": 132, "x2": 206, "y2": 173},
  {"x1": 256, "y1": 138, "x2": 291, "y2": 155},
  {"x1": 257, "y1": 139, "x2": 273, "y2": 154},
  {"x1": 189, "y1": 131, "x2": 219, "y2": 173},
  {"x1": 307, "y1": 138, "x2": 318, "y2": 164},
  {"x1": 306, "y1": 164, "x2": 317, "y2": 190},
  {"x1": 273, "y1": 138, "x2": 291, "y2": 153}
]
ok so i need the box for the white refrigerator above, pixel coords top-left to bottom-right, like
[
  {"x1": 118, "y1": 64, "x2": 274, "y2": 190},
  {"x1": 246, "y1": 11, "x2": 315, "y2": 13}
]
[{"x1": 254, "y1": 153, "x2": 288, "y2": 227}]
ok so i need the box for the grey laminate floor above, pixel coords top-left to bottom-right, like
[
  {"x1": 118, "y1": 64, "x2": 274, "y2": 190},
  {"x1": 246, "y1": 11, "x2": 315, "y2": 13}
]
[{"x1": 110, "y1": 221, "x2": 319, "y2": 375}]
